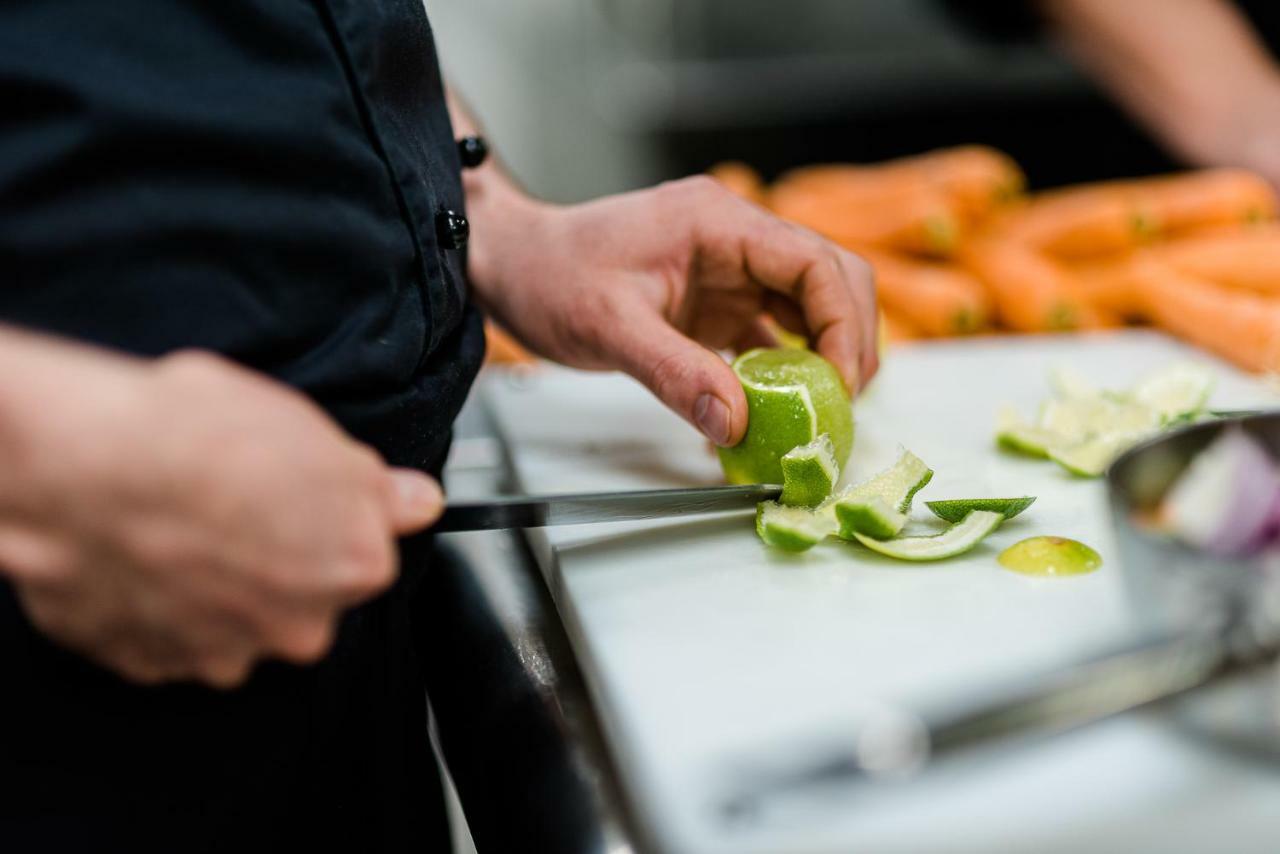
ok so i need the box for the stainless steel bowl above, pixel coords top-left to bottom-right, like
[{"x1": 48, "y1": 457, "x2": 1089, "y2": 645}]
[{"x1": 1108, "y1": 414, "x2": 1280, "y2": 756}]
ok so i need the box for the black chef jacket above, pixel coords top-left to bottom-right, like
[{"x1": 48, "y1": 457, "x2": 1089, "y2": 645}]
[{"x1": 0, "y1": 1, "x2": 484, "y2": 851}]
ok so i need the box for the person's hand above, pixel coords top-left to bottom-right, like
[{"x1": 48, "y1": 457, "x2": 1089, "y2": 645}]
[
  {"x1": 1176, "y1": 72, "x2": 1280, "y2": 189},
  {"x1": 0, "y1": 340, "x2": 442, "y2": 687},
  {"x1": 468, "y1": 176, "x2": 878, "y2": 447}
]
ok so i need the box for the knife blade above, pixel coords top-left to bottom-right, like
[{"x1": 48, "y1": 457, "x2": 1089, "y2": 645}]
[{"x1": 433, "y1": 483, "x2": 782, "y2": 532}]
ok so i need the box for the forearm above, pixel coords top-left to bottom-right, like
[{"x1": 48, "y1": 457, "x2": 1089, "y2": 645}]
[{"x1": 1042, "y1": 0, "x2": 1280, "y2": 164}]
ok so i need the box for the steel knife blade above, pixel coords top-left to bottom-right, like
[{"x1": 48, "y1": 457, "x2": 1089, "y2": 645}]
[{"x1": 433, "y1": 483, "x2": 782, "y2": 532}]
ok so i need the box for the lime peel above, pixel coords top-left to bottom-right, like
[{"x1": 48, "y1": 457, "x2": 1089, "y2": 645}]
[
  {"x1": 829, "y1": 449, "x2": 933, "y2": 540},
  {"x1": 852, "y1": 510, "x2": 1003, "y2": 562},
  {"x1": 833, "y1": 494, "x2": 907, "y2": 540},
  {"x1": 926, "y1": 496, "x2": 1036, "y2": 524},
  {"x1": 780, "y1": 434, "x2": 840, "y2": 508},
  {"x1": 994, "y1": 364, "x2": 1216, "y2": 477},
  {"x1": 756, "y1": 501, "x2": 837, "y2": 553}
]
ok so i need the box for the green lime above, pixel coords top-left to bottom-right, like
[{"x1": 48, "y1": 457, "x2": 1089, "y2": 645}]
[
  {"x1": 851, "y1": 510, "x2": 1003, "y2": 561},
  {"x1": 755, "y1": 501, "x2": 836, "y2": 553},
  {"x1": 780, "y1": 434, "x2": 840, "y2": 508},
  {"x1": 719, "y1": 348, "x2": 853, "y2": 485},
  {"x1": 926, "y1": 496, "x2": 1036, "y2": 524},
  {"x1": 998, "y1": 536, "x2": 1102, "y2": 577}
]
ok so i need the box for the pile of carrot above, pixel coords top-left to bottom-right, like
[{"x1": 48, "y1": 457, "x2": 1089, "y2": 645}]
[{"x1": 709, "y1": 149, "x2": 1280, "y2": 374}]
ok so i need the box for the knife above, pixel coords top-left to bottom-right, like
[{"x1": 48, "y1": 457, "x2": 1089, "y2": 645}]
[{"x1": 433, "y1": 483, "x2": 782, "y2": 532}]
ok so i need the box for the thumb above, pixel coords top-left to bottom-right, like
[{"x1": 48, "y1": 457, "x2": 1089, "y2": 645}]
[
  {"x1": 385, "y1": 468, "x2": 445, "y2": 534},
  {"x1": 615, "y1": 317, "x2": 749, "y2": 447}
]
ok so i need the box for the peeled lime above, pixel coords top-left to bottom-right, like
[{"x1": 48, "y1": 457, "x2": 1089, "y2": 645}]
[
  {"x1": 780, "y1": 434, "x2": 840, "y2": 508},
  {"x1": 851, "y1": 510, "x2": 1003, "y2": 561},
  {"x1": 926, "y1": 496, "x2": 1036, "y2": 524},
  {"x1": 998, "y1": 536, "x2": 1102, "y2": 577},
  {"x1": 719, "y1": 349, "x2": 853, "y2": 485}
]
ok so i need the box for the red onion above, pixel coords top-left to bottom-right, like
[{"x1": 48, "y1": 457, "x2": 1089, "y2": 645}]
[{"x1": 1163, "y1": 429, "x2": 1280, "y2": 557}]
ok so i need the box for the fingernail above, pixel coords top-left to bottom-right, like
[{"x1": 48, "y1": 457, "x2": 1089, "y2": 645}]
[{"x1": 694, "y1": 394, "x2": 733, "y2": 446}]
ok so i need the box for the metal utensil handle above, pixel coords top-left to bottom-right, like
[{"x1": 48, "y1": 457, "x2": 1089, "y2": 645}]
[{"x1": 722, "y1": 625, "x2": 1280, "y2": 821}]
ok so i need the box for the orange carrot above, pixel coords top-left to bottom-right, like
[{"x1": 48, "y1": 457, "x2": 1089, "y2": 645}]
[
  {"x1": 708, "y1": 161, "x2": 767, "y2": 206},
  {"x1": 779, "y1": 146, "x2": 1023, "y2": 220},
  {"x1": 768, "y1": 180, "x2": 962, "y2": 257},
  {"x1": 991, "y1": 184, "x2": 1151, "y2": 259},
  {"x1": 1065, "y1": 255, "x2": 1146, "y2": 317},
  {"x1": 881, "y1": 309, "x2": 923, "y2": 344},
  {"x1": 484, "y1": 321, "x2": 536, "y2": 366},
  {"x1": 1132, "y1": 261, "x2": 1280, "y2": 373},
  {"x1": 1145, "y1": 224, "x2": 1280, "y2": 295},
  {"x1": 880, "y1": 145, "x2": 1025, "y2": 220},
  {"x1": 1137, "y1": 169, "x2": 1277, "y2": 235},
  {"x1": 858, "y1": 248, "x2": 991, "y2": 336},
  {"x1": 959, "y1": 241, "x2": 1102, "y2": 332}
]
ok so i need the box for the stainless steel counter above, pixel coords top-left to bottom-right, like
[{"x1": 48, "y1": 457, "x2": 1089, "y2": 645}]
[{"x1": 421, "y1": 385, "x2": 641, "y2": 853}]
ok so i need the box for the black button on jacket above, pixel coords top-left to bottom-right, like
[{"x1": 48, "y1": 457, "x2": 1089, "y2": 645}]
[{"x1": 0, "y1": 1, "x2": 483, "y2": 850}]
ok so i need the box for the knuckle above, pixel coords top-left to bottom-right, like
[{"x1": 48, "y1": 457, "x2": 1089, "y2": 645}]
[
  {"x1": 645, "y1": 351, "x2": 692, "y2": 405},
  {"x1": 338, "y1": 522, "x2": 396, "y2": 597},
  {"x1": 160, "y1": 348, "x2": 234, "y2": 380},
  {"x1": 200, "y1": 656, "x2": 255, "y2": 689},
  {"x1": 662, "y1": 174, "x2": 722, "y2": 205},
  {"x1": 274, "y1": 620, "x2": 335, "y2": 664}
]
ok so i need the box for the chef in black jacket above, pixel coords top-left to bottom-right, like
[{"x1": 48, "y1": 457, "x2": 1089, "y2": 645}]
[{"x1": 0, "y1": 1, "x2": 877, "y2": 851}]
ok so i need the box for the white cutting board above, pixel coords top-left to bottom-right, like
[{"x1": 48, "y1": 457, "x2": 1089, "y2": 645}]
[{"x1": 483, "y1": 330, "x2": 1280, "y2": 854}]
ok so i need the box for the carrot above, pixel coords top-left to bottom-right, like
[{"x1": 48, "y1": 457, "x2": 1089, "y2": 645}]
[
  {"x1": 881, "y1": 309, "x2": 923, "y2": 344},
  {"x1": 708, "y1": 161, "x2": 767, "y2": 206},
  {"x1": 484, "y1": 321, "x2": 536, "y2": 366},
  {"x1": 858, "y1": 248, "x2": 991, "y2": 336},
  {"x1": 880, "y1": 145, "x2": 1025, "y2": 220},
  {"x1": 959, "y1": 241, "x2": 1102, "y2": 332},
  {"x1": 1065, "y1": 255, "x2": 1146, "y2": 317},
  {"x1": 1132, "y1": 261, "x2": 1280, "y2": 373},
  {"x1": 768, "y1": 179, "x2": 962, "y2": 257},
  {"x1": 1144, "y1": 224, "x2": 1280, "y2": 295},
  {"x1": 776, "y1": 145, "x2": 1023, "y2": 223},
  {"x1": 990, "y1": 184, "x2": 1151, "y2": 259},
  {"x1": 1136, "y1": 169, "x2": 1277, "y2": 235}
]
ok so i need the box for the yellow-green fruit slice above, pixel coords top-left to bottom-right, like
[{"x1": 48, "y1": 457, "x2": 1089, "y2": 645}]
[
  {"x1": 999, "y1": 536, "x2": 1102, "y2": 577},
  {"x1": 756, "y1": 501, "x2": 837, "y2": 552},
  {"x1": 852, "y1": 510, "x2": 1002, "y2": 561},
  {"x1": 719, "y1": 348, "x2": 854, "y2": 485},
  {"x1": 926, "y1": 496, "x2": 1036, "y2": 524},
  {"x1": 780, "y1": 434, "x2": 840, "y2": 508}
]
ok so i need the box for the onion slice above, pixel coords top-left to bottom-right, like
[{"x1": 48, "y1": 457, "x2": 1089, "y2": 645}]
[{"x1": 1163, "y1": 428, "x2": 1280, "y2": 557}]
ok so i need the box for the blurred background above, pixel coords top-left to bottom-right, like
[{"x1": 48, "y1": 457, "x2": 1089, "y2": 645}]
[{"x1": 431, "y1": 0, "x2": 1189, "y2": 202}]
